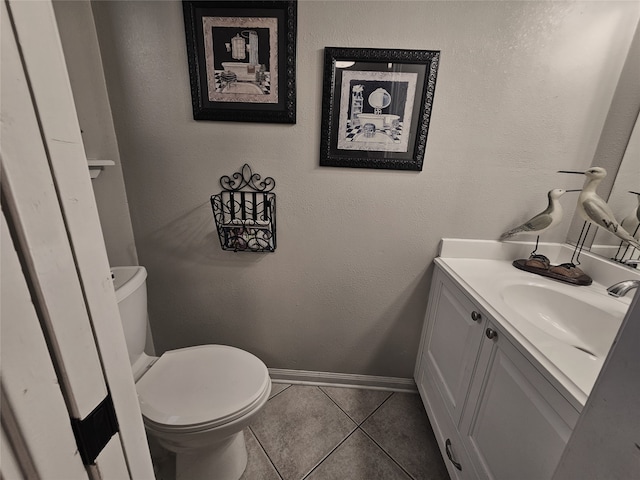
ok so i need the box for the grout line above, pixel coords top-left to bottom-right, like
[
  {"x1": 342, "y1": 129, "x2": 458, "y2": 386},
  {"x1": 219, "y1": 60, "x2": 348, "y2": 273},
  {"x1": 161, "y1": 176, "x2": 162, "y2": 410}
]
[
  {"x1": 252, "y1": 386, "x2": 424, "y2": 480},
  {"x1": 247, "y1": 426, "x2": 284, "y2": 480},
  {"x1": 300, "y1": 426, "x2": 359, "y2": 480},
  {"x1": 358, "y1": 393, "x2": 419, "y2": 479},
  {"x1": 358, "y1": 390, "x2": 394, "y2": 426},
  {"x1": 318, "y1": 385, "x2": 394, "y2": 427},
  {"x1": 268, "y1": 383, "x2": 292, "y2": 401},
  {"x1": 358, "y1": 425, "x2": 416, "y2": 480},
  {"x1": 317, "y1": 385, "x2": 361, "y2": 425},
  {"x1": 306, "y1": 389, "x2": 412, "y2": 478}
]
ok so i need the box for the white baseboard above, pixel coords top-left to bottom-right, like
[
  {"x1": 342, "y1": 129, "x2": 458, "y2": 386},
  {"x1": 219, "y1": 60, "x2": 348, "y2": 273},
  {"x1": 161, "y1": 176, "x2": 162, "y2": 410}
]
[{"x1": 268, "y1": 368, "x2": 417, "y2": 393}]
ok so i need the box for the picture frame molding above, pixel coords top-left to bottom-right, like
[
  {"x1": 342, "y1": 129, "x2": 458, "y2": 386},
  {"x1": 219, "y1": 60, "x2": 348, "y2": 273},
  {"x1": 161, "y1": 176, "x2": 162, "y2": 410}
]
[
  {"x1": 320, "y1": 47, "x2": 440, "y2": 171},
  {"x1": 182, "y1": 0, "x2": 297, "y2": 123}
]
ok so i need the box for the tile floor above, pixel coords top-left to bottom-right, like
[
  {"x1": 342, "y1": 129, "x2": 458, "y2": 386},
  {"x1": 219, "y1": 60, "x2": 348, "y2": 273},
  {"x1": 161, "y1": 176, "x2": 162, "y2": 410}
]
[{"x1": 153, "y1": 383, "x2": 450, "y2": 480}]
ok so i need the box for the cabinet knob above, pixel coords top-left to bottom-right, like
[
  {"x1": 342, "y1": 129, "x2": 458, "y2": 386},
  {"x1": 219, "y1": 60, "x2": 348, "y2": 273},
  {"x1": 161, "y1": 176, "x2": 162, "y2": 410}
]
[
  {"x1": 445, "y1": 438, "x2": 462, "y2": 471},
  {"x1": 471, "y1": 311, "x2": 482, "y2": 322},
  {"x1": 485, "y1": 328, "x2": 498, "y2": 340}
]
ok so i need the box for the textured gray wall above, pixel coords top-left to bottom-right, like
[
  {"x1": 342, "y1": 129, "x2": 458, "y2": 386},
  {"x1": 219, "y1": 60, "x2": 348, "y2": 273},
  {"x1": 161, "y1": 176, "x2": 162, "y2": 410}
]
[
  {"x1": 86, "y1": 1, "x2": 638, "y2": 377},
  {"x1": 54, "y1": 0, "x2": 138, "y2": 267},
  {"x1": 566, "y1": 23, "x2": 640, "y2": 249}
]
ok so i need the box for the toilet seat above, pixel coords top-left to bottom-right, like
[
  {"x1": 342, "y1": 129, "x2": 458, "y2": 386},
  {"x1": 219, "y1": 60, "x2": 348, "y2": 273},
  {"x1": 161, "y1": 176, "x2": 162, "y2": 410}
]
[{"x1": 136, "y1": 345, "x2": 270, "y2": 433}]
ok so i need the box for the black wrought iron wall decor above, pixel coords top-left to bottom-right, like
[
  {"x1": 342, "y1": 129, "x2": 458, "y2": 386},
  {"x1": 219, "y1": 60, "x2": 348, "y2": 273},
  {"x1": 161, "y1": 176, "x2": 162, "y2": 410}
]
[{"x1": 211, "y1": 164, "x2": 276, "y2": 252}]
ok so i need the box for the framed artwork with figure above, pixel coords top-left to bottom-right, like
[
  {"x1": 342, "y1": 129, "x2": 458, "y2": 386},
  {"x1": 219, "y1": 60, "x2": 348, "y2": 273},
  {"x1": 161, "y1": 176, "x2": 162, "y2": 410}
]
[
  {"x1": 183, "y1": 1, "x2": 297, "y2": 123},
  {"x1": 320, "y1": 47, "x2": 440, "y2": 170}
]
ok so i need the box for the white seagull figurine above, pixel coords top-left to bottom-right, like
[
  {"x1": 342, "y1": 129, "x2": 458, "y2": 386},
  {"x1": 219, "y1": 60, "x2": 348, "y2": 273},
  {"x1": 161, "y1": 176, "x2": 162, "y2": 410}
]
[
  {"x1": 558, "y1": 167, "x2": 640, "y2": 250},
  {"x1": 500, "y1": 188, "x2": 580, "y2": 241},
  {"x1": 620, "y1": 191, "x2": 640, "y2": 240}
]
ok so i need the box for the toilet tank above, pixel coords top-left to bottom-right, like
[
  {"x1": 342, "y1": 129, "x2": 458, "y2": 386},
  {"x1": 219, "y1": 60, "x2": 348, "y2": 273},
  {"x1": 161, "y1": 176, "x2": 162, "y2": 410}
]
[{"x1": 112, "y1": 266, "x2": 149, "y2": 368}]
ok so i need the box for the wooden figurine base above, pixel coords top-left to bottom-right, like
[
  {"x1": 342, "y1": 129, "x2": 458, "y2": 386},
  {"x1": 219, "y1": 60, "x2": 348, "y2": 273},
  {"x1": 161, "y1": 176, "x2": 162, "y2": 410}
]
[{"x1": 512, "y1": 257, "x2": 592, "y2": 286}]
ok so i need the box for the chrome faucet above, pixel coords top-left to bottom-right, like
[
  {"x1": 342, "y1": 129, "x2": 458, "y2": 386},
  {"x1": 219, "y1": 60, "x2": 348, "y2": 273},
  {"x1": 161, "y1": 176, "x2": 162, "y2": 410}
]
[{"x1": 607, "y1": 280, "x2": 640, "y2": 298}]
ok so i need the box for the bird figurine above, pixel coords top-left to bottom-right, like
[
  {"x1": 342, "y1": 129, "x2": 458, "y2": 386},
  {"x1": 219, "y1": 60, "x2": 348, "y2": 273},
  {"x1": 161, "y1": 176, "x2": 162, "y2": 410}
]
[
  {"x1": 620, "y1": 191, "x2": 640, "y2": 240},
  {"x1": 558, "y1": 167, "x2": 640, "y2": 250},
  {"x1": 500, "y1": 188, "x2": 580, "y2": 254},
  {"x1": 614, "y1": 191, "x2": 640, "y2": 262}
]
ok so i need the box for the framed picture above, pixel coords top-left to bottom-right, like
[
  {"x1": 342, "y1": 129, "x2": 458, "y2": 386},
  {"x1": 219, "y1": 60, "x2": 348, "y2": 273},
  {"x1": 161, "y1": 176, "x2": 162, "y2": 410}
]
[
  {"x1": 182, "y1": 1, "x2": 296, "y2": 123},
  {"x1": 320, "y1": 47, "x2": 440, "y2": 170}
]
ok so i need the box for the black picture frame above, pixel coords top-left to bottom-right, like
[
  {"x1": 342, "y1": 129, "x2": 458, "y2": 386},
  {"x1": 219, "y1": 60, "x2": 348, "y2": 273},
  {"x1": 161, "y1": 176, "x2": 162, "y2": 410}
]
[
  {"x1": 182, "y1": 1, "x2": 296, "y2": 123},
  {"x1": 320, "y1": 47, "x2": 440, "y2": 171}
]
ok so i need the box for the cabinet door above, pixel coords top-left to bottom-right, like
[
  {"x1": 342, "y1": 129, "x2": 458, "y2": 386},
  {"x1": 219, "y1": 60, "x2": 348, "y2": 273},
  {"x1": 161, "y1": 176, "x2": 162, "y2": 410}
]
[
  {"x1": 418, "y1": 269, "x2": 486, "y2": 425},
  {"x1": 461, "y1": 325, "x2": 578, "y2": 480},
  {"x1": 418, "y1": 366, "x2": 475, "y2": 480}
]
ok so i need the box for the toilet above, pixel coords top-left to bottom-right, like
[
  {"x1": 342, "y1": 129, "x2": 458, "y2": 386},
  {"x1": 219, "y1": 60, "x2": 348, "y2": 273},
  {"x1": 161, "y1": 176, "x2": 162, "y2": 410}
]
[{"x1": 112, "y1": 266, "x2": 271, "y2": 480}]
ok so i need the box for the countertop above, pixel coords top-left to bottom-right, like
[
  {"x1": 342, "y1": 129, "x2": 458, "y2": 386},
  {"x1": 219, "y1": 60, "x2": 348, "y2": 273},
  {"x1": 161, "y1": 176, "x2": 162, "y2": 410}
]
[{"x1": 434, "y1": 239, "x2": 638, "y2": 410}]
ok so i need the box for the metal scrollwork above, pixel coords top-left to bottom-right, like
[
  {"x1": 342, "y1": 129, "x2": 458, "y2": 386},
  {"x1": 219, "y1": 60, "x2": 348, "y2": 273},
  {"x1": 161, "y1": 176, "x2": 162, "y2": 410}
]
[
  {"x1": 219, "y1": 164, "x2": 276, "y2": 193},
  {"x1": 212, "y1": 165, "x2": 276, "y2": 253}
]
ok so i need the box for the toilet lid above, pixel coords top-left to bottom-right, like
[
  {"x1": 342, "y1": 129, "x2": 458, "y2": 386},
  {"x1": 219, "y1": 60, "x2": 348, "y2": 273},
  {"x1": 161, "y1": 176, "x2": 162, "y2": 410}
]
[{"x1": 136, "y1": 345, "x2": 269, "y2": 431}]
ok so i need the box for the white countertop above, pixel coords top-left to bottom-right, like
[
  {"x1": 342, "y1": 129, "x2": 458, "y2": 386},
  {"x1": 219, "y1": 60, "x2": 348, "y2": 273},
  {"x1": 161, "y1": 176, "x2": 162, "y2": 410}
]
[{"x1": 435, "y1": 239, "x2": 638, "y2": 410}]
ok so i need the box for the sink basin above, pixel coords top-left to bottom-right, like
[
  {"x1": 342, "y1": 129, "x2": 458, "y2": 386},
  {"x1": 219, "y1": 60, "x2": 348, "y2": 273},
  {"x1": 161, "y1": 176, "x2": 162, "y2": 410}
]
[{"x1": 500, "y1": 284, "x2": 624, "y2": 358}]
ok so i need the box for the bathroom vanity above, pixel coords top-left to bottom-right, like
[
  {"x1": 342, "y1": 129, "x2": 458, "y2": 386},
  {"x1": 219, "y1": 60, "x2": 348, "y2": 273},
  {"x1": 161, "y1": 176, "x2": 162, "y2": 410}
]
[{"x1": 414, "y1": 239, "x2": 638, "y2": 480}]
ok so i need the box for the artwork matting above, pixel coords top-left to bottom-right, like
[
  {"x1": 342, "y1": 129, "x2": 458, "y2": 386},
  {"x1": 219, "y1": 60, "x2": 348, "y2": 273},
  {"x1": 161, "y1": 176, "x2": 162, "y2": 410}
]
[{"x1": 320, "y1": 47, "x2": 440, "y2": 170}]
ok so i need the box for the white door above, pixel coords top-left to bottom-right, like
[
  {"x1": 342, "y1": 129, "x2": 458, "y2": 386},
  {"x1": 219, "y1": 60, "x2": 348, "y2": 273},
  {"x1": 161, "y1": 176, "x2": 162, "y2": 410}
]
[
  {"x1": 1, "y1": 209, "x2": 92, "y2": 479},
  {"x1": 1, "y1": 0, "x2": 154, "y2": 477}
]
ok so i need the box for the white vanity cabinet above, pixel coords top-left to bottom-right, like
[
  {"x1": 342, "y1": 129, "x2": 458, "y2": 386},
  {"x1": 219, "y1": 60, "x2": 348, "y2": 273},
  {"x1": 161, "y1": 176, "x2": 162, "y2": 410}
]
[{"x1": 415, "y1": 264, "x2": 580, "y2": 480}]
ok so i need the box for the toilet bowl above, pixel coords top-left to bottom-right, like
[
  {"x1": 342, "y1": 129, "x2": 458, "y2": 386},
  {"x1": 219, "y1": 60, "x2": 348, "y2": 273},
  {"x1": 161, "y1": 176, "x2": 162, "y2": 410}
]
[{"x1": 112, "y1": 266, "x2": 271, "y2": 480}]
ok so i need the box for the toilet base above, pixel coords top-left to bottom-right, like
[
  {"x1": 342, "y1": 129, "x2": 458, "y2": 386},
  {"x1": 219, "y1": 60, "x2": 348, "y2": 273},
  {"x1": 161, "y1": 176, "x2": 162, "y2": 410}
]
[{"x1": 176, "y1": 430, "x2": 248, "y2": 480}]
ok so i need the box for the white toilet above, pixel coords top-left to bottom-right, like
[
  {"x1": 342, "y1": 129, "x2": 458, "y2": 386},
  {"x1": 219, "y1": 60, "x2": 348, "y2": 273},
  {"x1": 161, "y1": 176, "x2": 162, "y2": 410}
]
[{"x1": 112, "y1": 266, "x2": 271, "y2": 480}]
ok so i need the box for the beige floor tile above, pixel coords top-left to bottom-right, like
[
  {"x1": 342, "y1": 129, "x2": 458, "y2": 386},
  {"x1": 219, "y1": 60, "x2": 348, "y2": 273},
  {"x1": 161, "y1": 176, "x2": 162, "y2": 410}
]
[
  {"x1": 306, "y1": 429, "x2": 411, "y2": 480},
  {"x1": 269, "y1": 382, "x2": 291, "y2": 399},
  {"x1": 320, "y1": 386, "x2": 392, "y2": 424},
  {"x1": 250, "y1": 385, "x2": 356, "y2": 480},
  {"x1": 148, "y1": 387, "x2": 447, "y2": 480},
  {"x1": 241, "y1": 428, "x2": 281, "y2": 480},
  {"x1": 361, "y1": 393, "x2": 449, "y2": 480}
]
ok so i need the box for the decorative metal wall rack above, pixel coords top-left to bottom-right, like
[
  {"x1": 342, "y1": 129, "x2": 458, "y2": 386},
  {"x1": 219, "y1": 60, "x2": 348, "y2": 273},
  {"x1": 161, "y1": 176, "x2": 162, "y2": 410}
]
[{"x1": 211, "y1": 164, "x2": 276, "y2": 252}]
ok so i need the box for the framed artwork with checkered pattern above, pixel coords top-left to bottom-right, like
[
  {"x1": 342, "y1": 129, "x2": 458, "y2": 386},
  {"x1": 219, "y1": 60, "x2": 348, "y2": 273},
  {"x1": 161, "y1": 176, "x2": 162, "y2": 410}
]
[
  {"x1": 183, "y1": 1, "x2": 296, "y2": 123},
  {"x1": 320, "y1": 47, "x2": 440, "y2": 171}
]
